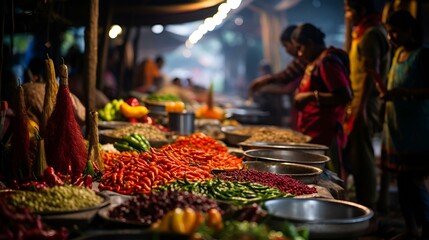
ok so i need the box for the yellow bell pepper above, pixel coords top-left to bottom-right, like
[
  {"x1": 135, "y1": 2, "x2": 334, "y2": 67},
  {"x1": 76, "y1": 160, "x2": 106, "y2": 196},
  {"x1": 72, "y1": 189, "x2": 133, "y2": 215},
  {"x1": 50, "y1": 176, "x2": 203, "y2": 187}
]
[
  {"x1": 207, "y1": 208, "x2": 223, "y2": 231},
  {"x1": 157, "y1": 211, "x2": 174, "y2": 232},
  {"x1": 182, "y1": 207, "x2": 197, "y2": 234},
  {"x1": 171, "y1": 208, "x2": 187, "y2": 234},
  {"x1": 120, "y1": 102, "x2": 149, "y2": 119}
]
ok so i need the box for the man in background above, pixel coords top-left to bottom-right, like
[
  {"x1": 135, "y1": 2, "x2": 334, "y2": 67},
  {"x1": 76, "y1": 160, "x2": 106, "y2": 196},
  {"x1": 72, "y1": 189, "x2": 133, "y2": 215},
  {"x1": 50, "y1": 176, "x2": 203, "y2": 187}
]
[
  {"x1": 249, "y1": 25, "x2": 306, "y2": 128},
  {"x1": 133, "y1": 55, "x2": 165, "y2": 93},
  {"x1": 343, "y1": 0, "x2": 391, "y2": 211}
]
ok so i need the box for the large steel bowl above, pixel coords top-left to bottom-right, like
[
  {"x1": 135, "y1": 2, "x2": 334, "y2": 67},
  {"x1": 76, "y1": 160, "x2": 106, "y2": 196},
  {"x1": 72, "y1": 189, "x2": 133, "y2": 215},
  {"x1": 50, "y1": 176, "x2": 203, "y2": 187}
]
[
  {"x1": 244, "y1": 161, "x2": 322, "y2": 184},
  {"x1": 239, "y1": 142, "x2": 329, "y2": 156},
  {"x1": 244, "y1": 149, "x2": 330, "y2": 170},
  {"x1": 263, "y1": 198, "x2": 374, "y2": 239},
  {"x1": 225, "y1": 108, "x2": 270, "y2": 125},
  {"x1": 221, "y1": 126, "x2": 253, "y2": 146}
]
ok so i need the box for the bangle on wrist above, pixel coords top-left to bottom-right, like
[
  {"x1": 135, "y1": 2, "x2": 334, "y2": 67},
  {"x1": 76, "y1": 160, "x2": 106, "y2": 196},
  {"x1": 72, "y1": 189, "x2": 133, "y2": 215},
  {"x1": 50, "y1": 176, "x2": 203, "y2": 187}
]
[{"x1": 314, "y1": 90, "x2": 320, "y2": 105}]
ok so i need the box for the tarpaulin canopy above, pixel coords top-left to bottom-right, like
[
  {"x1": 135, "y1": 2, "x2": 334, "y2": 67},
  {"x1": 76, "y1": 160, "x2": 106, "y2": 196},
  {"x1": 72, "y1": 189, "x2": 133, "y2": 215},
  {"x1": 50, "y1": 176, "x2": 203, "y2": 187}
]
[{"x1": 10, "y1": 0, "x2": 225, "y2": 32}]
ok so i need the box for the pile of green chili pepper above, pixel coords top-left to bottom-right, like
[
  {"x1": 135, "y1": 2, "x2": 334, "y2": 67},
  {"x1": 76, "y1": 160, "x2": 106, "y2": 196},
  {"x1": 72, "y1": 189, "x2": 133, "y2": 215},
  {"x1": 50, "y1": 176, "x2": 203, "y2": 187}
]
[
  {"x1": 157, "y1": 178, "x2": 292, "y2": 205},
  {"x1": 113, "y1": 133, "x2": 151, "y2": 152}
]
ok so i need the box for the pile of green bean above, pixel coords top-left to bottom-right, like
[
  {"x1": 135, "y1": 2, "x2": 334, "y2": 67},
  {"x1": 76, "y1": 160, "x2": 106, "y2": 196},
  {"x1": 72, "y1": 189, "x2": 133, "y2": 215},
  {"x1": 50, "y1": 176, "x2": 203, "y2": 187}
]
[
  {"x1": 157, "y1": 178, "x2": 292, "y2": 205},
  {"x1": 9, "y1": 185, "x2": 104, "y2": 213}
]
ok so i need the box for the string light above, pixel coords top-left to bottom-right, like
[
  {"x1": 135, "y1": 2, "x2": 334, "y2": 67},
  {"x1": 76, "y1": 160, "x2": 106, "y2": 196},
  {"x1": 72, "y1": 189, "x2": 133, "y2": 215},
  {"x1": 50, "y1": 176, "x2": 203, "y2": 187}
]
[
  {"x1": 109, "y1": 25, "x2": 122, "y2": 39},
  {"x1": 186, "y1": 0, "x2": 242, "y2": 46},
  {"x1": 151, "y1": 24, "x2": 164, "y2": 34}
]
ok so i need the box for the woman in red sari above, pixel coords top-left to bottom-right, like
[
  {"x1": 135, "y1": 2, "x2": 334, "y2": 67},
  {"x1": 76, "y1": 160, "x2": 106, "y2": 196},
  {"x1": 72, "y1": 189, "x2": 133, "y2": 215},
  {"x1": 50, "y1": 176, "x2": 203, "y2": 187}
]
[{"x1": 292, "y1": 23, "x2": 353, "y2": 180}]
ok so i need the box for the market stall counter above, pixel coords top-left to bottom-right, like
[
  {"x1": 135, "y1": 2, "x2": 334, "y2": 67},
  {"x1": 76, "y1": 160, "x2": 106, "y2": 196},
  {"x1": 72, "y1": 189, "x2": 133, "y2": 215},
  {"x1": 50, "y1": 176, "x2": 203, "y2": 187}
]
[{"x1": 0, "y1": 129, "x2": 362, "y2": 239}]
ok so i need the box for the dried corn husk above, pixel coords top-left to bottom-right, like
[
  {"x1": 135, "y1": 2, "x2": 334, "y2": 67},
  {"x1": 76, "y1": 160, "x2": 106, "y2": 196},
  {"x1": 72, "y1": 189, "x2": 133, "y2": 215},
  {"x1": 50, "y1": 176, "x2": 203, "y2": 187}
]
[{"x1": 40, "y1": 55, "x2": 58, "y2": 136}]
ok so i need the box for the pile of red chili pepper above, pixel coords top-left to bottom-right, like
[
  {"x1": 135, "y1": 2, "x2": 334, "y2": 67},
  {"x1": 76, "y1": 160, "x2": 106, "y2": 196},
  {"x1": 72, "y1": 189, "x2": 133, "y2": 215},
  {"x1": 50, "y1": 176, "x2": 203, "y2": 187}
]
[
  {"x1": 9, "y1": 166, "x2": 93, "y2": 191},
  {"x1": 99, "y1": 133, "x2": 243, "y2": 195},
  {"x1": 164, "y1": 132, "x2": 228, "y2": 153}
]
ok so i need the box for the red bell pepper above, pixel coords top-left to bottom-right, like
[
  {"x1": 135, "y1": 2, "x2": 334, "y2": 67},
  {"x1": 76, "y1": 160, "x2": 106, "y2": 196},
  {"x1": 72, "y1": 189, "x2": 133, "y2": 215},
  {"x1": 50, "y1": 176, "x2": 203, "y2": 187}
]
[{"x1": 126, "y1": 98, "x2": 140, "y2": 106}]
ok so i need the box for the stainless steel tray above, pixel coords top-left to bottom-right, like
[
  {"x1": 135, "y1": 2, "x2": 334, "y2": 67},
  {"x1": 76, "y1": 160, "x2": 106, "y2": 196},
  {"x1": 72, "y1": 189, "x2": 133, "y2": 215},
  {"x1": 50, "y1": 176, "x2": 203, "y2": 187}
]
[
  {"x1": 244, "y1": 149, "x2": 330, "y2": 170},
  {"x1": 240, "y1": 141, "x2": 329, "y2": 156},
  {"x1": 263, "y1": 198, "x2": 373, "y2": 239}
]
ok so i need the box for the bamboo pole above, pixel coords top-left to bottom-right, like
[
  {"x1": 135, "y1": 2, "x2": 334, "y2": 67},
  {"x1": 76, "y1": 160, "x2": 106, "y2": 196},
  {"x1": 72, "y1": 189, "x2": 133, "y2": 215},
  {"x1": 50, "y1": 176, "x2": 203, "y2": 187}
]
[
  {"x1": 97, "y1": 0, "x2": 113, "y2": 91},
  {"x1": 85, "y1": 0, "x2": 99, "y2": 136}
]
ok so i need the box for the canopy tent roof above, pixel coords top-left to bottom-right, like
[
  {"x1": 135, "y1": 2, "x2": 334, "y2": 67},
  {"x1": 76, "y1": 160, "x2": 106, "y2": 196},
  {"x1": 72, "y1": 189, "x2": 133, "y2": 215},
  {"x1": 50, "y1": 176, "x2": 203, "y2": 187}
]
[{"x1": 11, "y1": 0, "x2": 225, "y2": 33}]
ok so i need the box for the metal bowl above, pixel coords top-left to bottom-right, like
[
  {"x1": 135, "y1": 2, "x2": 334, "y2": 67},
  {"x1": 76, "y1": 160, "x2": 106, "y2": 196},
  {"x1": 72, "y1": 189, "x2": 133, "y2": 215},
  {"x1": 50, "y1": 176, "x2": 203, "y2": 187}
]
[
  {"x1": 143, "y1": 99, "x2": 167, "y2": 112},
  {"x1": 244, "y1": 161, "x2": 322, "y2": 184},
  {"x1": 225, "y1": 108, "x2": 270, "y2": 125},
  {"x1": 98, "y1": 121, "x2": 132, "y2": 130},
  {"x1": 221, "y1": 125, "x2": 283, "y2": 146},
  {"x1": 221, "y1": 126, "x2": 253, "y2": 146},
  {"x1": 244, "y1": 149, "x2": 330, "y2": 170},
  {"x1": 263, "y1": 198, "x2": 374, "y2": 239},
  {"x1": 38, "y1": 192, "x2": 110, "y2": 229},
  {"x1": 239, "y1": 142, "x2": 329, "y2": 156}
]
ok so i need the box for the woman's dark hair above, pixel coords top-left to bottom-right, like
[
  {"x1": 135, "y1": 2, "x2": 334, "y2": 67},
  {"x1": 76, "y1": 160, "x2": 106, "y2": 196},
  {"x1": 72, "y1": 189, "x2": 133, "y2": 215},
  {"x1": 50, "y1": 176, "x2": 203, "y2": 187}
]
[
  {"x1": 387, "y1": 10, "x2": 420, "y2": 43},
  {"x1": 292, "y1": 23, "x2": 326, "y2": 45},
  {"x1": 280, "y1": 25, "x2": 297, "y2": 42}
]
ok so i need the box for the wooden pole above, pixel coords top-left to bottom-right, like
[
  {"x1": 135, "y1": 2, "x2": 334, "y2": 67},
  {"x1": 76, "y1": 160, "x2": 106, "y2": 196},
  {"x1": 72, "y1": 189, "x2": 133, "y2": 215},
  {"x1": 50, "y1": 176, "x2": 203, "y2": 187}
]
[
  {"x1": 84, "y1": 0, "x2": 99, "y2": 136},
  {"x1": 97, "y1": 0, "x2": 113, "y2": 92},
  {"x1": 344, "y1": 14, "x2": 352, "y2": 53}
]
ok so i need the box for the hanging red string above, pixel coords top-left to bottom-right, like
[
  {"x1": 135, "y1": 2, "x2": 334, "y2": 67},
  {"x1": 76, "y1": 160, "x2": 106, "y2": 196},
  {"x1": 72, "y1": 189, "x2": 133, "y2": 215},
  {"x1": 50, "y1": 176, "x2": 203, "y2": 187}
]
[{"x1": 44, "y1": 62, "x2": 87, "y2": 177}]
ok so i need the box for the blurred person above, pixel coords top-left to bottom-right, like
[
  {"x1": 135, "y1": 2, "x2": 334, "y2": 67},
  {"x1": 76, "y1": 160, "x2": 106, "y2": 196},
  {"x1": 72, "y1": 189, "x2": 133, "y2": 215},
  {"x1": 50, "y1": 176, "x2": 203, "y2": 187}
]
[
  {"x1": 24, "y1": 57, "x2": 45, "y2": 84},
  {"x1": 259, "y1": 59, "x2": 273, "y2": 76},
  {"x1": 154, "y1": 56, "x2": 167, "y2": 90},
  {"x1": 380, "y1": 10, "x2": 429, "y2": 239},
  {"x1": 291, "y1": 23, "x2": 352, "y2": 181},
  {"x1": 133, "y1": 55, "x2": 165, "y2": 93},
  {"x1": 65, "y1": 46, "x2": 109, "y2": 110},
  {"x1": 22, "y1": 80, "x2": 86, "y2": 126},
  {"x1": 102, "y1": 47, "x2": 120, "y2": 99},
  {"x1": 252, "y1": 60, "x2": 284, "y2": 126},
  {"x1": 344, "y1": 0, "x2": 391, "y2": 211},
  {"x1": 249, "y1": 25, "x2": 306, "y2": 128},
  {"x1": 20, "y1": 56, "x2": 86, "y2": 126}
]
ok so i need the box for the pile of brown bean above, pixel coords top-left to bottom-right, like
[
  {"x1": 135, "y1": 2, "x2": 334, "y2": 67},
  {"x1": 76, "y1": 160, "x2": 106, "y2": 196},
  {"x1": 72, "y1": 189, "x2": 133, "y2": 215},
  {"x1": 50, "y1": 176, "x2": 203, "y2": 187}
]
[
  {"x1": 216, "y1": 169, "x2": 317, "y2": 195},
  {"x1": 242, "y1": 127, "x2": 310, "y2": 143},
  {"x1": 103, "y1": 123, "x2": 168, "y2": 141}
]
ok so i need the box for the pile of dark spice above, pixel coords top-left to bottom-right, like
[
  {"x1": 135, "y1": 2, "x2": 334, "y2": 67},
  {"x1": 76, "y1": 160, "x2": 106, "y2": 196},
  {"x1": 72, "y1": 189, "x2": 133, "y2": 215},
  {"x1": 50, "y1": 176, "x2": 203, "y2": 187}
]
[{"x1": 216, "y1": 169, "x2": 317, "y2": 195}]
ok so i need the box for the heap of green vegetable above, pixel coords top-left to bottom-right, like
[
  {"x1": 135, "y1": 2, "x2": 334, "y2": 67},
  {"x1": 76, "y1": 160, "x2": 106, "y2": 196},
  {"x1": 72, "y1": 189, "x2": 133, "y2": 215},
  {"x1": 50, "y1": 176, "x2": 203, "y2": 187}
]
[
  {"x1": 98, "y1": 99, "x2": 124, "y2": 121},
  {"x1": 113, "y1": 133, "x2": 151, "y2": 152},
  {"x1": 146, "y1": 93, "x2": 182, "y2": 102},
  {"x1": 157, "y1": 178, "x2": 291, "y2": 205}
]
